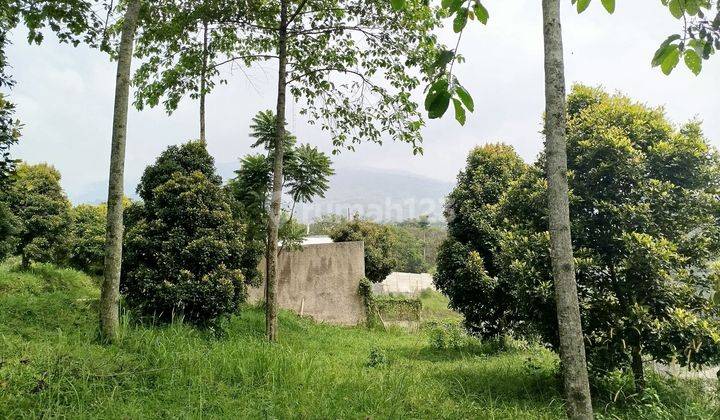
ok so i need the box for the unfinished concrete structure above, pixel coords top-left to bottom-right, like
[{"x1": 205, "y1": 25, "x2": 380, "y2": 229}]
[
  {"x1": 247, "y1": 241, "x2": 367, "y2": 325},
  {"x1": 372, "y1": 272, "x2": 436, "y2": 296}
]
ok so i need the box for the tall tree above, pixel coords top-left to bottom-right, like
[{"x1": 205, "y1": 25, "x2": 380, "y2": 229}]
[
  {"x1": 228, "y1": 110, "x2": 334, "y2": 288},
  {"x1": 542, "y1": 1, "x2": 593, "y2": 417},
  {"x1": 99, "y1": 0, "x2": 141, "y2": 343},
  {"x1": 436, "y1": 88, "x2": 720, "y2": 396},
  {"x1": 135, "y1": 0, "x2": 442, "y2": 341}
]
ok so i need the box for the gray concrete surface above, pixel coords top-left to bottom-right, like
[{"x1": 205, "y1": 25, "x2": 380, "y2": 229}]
[
  {"x1": 372, "y1": 272, "x2": 436, "y2": 296},
  {"x1": 247, "y1": 241, "x2": 367, "y2": 325}
]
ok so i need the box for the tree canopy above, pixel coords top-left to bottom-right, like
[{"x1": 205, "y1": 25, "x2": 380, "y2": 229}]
[{"x1": 435, "y1": 85, "x2": 720, "y2": 389}]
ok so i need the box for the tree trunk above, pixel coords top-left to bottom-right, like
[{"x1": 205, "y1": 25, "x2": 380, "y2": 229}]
[
  {"x1": 541, "y1": 0, "x2": 593, "y2": 418},
  {"x1": 199, "y1": 20, "x2": 208, "y2": 144},
  {"x1": 631, "y1": 345, "x2": 645, "y2": 393},
  {"x1": 21, "y1": 253, "x2": 29, "y2": 270},
  {"x1": 266, "y1": 0, "x2": 289, "y2": 342},
  {"x1": 99, "y1": 0, "x2": 141, "y2": 344}
]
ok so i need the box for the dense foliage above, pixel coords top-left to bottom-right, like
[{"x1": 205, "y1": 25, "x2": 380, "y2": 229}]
[
  {"x1": 68, "y1": 203, "x2": 107, "y2": 275},
  {"x1": 0, "y1": 93, "x2": 19, "y2": 185},
  {"x1": 395, "y1": 216, "x2": 446, "y2": 271},
  {"x1": 435, "y1": 143, "x2": 526, "y2": 336},
  {"x1": 330, "y1": 216, "x2": 400, "y2": 283},
  {"x1": 436, "y1": 86, "x2": 720, "y2": 387},
  {"x1": 121, "y1": 142, "x2": 248, "y2": 325},
  {"x1": 316, "y1": 214, "x2": 443, "y2": 275},
  {"x1": 1, "y1": 163, "x2": 72, "y2": 268}
]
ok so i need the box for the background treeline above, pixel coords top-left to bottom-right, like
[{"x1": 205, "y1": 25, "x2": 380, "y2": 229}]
[{"x1": 310, "y1": 214, "x2": 446, "y2": 280}]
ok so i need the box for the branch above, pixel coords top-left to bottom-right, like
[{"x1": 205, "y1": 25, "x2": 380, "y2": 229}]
[
  {"x1": 210, "y1": 54, "x2": 279, "y2": 70},
  {"x1": 287, "y1": 0, "x2": 311, "y2": 26},
  {"x1": 289, "y1": 25, "x2": 383, "y2": 40},
  {"x1": 286, "y1": 67, "x2": 382, "y2": 91}
]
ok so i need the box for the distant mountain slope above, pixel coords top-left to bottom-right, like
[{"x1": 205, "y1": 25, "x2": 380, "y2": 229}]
[
  {"x1": 70, "y1": 165, "x2": 454, "y2": 223},
  {"x1": 291, "y1": 167, "x2": 453, "y2": 223}
]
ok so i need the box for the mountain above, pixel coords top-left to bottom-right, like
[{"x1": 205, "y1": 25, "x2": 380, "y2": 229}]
[
  {"x1": 291, "y1": 167, "x2": 453, "y2": 223},
  {"x1": 70, "y1": 165, "x2": 454, "y2": 224}
]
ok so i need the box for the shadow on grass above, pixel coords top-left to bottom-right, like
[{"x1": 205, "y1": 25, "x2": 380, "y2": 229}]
[
  {"x1": 432, "y1": 362, "x2": 565, "y2": 411},
  {"x1": 397, "y1": 340, "x2": 534, "y2": 363},
  {"x1": 393, "y1": 340, "x2": 565, "y2": 413}
]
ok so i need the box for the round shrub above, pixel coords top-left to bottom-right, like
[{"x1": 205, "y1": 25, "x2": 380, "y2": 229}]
[
  {"x1": 330, "y1": 216, "x2": 399, "y2": 283},
  {"x1": 121, "y1": 142, "x2": 248, "y2": 325}
]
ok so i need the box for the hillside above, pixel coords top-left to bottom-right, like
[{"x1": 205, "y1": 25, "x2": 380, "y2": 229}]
[
  {"x1": 68, "y1": 166, "x2": 454, "y2": 223},
  {"x1": 0, "y1": 261, "x2": 716, "y2": 418}
]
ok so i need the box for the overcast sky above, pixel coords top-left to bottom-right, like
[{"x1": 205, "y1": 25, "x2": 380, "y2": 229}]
[{"x1": 6, "y1": 2, "x2": 719, "y2": 203}]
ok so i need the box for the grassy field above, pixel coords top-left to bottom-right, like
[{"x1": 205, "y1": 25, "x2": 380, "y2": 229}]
[{"x1": 0, "y1": 261, "x2": 717, "y2": 419}]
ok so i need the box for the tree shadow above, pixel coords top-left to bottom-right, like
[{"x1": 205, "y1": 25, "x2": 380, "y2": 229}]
[
  {"x1": 395, "y1": 343, "x2": 565, "y2": 412},
  {"x1": 430, "y1": 362, "x2": 565, "y2": 411}
]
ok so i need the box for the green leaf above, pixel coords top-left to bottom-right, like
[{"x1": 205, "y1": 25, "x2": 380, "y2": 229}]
[
  {"x1": 453, "y1": 99, "x2": 466, "y2": 125},
  {"x1": 684, "y1": 49, "x2": 702, "y2": 75},
  {"x1": 428, "y1": 91, "x2": 451, "y2": 119},
  {"x1": 425, "y1": 79, "x2": 451, "y2": 119},
  {"x1": 447, "y1": 0, "x2": 464, "y2": 14},
  {"x1": 455, "y1": 84, "x2": 474, "y2": 112},
  {"x1": 661, "y1": 46, "x2": 680, "y2": 75},
  {"x1": 651, "y1": 37, "x2": 680, "y2": 67},
  {"x1": 668, "y1": 0, "x2": 684, "y2": 19},
  {"x1": 577, "y1": 0, "x2": 591, "y2": 13},
  {"x1": 685, "y1": 0, "x2": 699, "y2": 16},
  {"x1": 601, "y1": 0, "x2": 615, "y2": 13},
  {"x1": 390, "y1": 0, "x2": 406, "y2": 10},
  {"x1": 453, "y1": 8, "x2": 468, "y2": 33},
  {"x1": 473, "y1": 2, "x2": 489, "y2": 24}
]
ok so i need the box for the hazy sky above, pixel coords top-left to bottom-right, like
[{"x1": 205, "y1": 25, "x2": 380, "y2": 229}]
[{"x1": 6, "y1": 2, "x2": 719, "y2": 203}]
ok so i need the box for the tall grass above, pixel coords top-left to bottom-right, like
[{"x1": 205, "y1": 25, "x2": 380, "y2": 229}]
[{"x1": 0, "y1": 261, "x2": 716, "y2": 419}]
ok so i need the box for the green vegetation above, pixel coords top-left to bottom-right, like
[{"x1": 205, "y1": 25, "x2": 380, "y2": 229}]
[
  {"x1": 1, "y1": 262, "x2": 716, "y2": 419},
  {"x1": 328, "y1": 216, "x2": 445, "y2": 281},
  {"x1": 330, "y1": 216, "x2": 401, "y2": 283},
  {"x1": 67, "y1": 203, "x2": 107, "y2": 275},
  {"x1": 2, "y1": 163, "x2": 72, "y2": 268},
  {"x1": 122, "y1": 142, "x2": 249, "y2": 325},
  {"x1": 436, "y1": 86, "x2": 720, "y2": 391}
]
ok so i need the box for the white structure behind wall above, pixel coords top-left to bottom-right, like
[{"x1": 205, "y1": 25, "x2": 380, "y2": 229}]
[{"x1": 372, "y1": 272, "x2": 436, "y2": 296}]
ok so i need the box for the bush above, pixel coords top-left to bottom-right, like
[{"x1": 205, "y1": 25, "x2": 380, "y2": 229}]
[
  {"x1": 330, "y1": 216, "x2": 399, "y2": 283},
  {"x1": 435, "y1": 86, "x2": 720, "y2": 389},
  {"x1": 121, "y1": 142, "x2": 249, "y2": 325},
  {"x1": 67, "y1": 204, "x2": 106, "y2": 275},
  {"x1": 1, "y1": 163, "x2": 71, "y2": 268},
  {"x1": 426, "y1": 321, "x2": 475, "y2": 351}
]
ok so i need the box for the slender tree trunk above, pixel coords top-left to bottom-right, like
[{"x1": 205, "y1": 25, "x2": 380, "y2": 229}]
[
  {"x1": 21, "y1": 253, "x2": 28, "y2": 270},
  {"x1": 199, "y1": 20, "x2": 208, "y2": 144},
  {"x1": 541, "y1": 0, "x2": 593, "y2": 418},
  {"x1": 631, "y1": 344, "x2": 645, "y2": 393},
  {"x1": 99, "y1": 0, "x2": 141, "y2": 344},
  {"x1": 266, "y1": 0, "x2": 289, "y2": 342}
]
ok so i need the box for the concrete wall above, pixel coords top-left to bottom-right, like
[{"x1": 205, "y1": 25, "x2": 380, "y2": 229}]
[
  {"x1": 247, "y1": 241, "x2": 366, "y2": 325},
  {"x1": 372, "y1": 272, "x2": 436, "y2": 296}
]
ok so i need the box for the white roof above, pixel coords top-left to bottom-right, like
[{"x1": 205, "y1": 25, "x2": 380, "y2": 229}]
[{"x1": 301, "y1": 235, "x2": 334, "y2": 245}]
